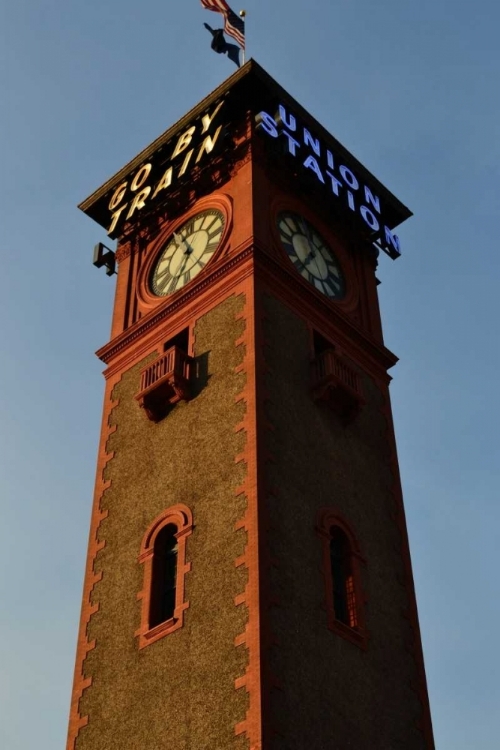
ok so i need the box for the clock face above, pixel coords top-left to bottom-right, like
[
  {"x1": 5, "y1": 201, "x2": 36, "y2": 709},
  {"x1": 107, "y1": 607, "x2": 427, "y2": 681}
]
[
  {"x1": 150, "y1": 209, "x2": 225, "y2": 296},
  {"x1": 277, "y1": 211, "x2": 346, "y2": 300}
]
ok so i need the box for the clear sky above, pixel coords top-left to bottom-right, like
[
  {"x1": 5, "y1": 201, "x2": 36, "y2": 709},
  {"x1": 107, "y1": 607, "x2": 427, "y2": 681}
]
[{"x1": 0, "y1": 1, "x2": 498, "y2": 748}]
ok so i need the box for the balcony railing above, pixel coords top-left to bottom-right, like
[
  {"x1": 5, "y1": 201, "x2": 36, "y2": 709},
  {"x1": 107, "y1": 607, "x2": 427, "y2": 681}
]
[
  {"x1": 311, "y1": 349, "x2": 364, "y2": 424},
  {"x1": 136, "y1": 346, "x2": 192, "y2": 422}
]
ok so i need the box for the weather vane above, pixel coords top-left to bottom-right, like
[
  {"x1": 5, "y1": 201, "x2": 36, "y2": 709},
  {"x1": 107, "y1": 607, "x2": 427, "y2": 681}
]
[{"x1": 200, "y1": 1, "x2": 246, "y2": 68}]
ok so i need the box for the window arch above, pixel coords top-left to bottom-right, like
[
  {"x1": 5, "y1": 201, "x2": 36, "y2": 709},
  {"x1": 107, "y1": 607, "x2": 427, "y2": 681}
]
[
  {"x1": 136, "y1": 505, "x2": 193, "y2": 649},
  {"x1": 317, "y1": 509, "x2": 367, "y2": 648}
]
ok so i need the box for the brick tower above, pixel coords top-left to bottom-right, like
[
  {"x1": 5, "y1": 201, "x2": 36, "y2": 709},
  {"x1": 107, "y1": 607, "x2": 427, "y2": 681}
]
[{"x1": 67, "y1": 61, "x2": 434, "y2": 750}]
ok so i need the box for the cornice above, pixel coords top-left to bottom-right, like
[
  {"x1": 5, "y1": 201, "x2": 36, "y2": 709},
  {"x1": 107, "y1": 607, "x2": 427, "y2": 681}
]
[
  {"x1": 97, "y1": 240, "x2": 254, "y2": 373},
  {"x1": 98, "y1": 236, "x2": 397, "y2": 383},
  {"x1": 253, "y1": 245, "x2": 398, "y2": 377}
]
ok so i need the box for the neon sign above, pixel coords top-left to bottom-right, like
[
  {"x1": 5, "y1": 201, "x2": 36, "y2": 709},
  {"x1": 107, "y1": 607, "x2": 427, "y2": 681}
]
[
  {"x1": 101, "y1": 102, "x2": 226, "y2": 237},
  {"x1": 256, "y1": 105, "x2": 402, "y2": 258}
]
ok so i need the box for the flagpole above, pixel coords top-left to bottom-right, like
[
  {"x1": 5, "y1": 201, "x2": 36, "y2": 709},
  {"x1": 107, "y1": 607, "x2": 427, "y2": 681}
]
[{"x1": 239, "y1": 10, "x2": 246, "y2": 64}]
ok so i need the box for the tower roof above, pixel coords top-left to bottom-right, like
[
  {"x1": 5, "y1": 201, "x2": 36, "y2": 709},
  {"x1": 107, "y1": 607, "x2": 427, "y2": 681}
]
[{"x1": 80, "y1": 60, "x2": 411, "y2": 245}]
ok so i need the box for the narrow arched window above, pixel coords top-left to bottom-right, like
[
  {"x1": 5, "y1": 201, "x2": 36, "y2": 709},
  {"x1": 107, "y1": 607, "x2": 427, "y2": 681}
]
[
  {"x1": 330, "y1": 526, "x2": 357, "y2": 628},
  {"x1": 150, "y1": 524, "x2": 178, "y2": 628},
  {"x1": 317, "y1": 509, "x2": 367, "y2": 648},
  {"x1": 136, "y1": 505, "x2": 193, "y2": 649}
]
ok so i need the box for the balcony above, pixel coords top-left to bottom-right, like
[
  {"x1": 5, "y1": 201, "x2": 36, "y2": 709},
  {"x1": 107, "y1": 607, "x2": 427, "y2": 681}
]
[
  {"x1": 311, "y1": 349, "x2": 364, "y2": 424},
  {"x1": 136, "y1": 346, "x2": 192, "y2": 422}
]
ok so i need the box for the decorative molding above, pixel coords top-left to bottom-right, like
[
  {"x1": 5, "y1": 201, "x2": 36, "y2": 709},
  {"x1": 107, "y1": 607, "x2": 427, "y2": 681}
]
[
  {"x1": 98, "y1": 243, "x2": 254, "y2": 371},
  {"x1": 232, "y1": 282, "x2": 269, "y2": 748},
  {"x1": 97, "y1": 238, "x2": 396, "y2": 386},
  {"x1": 66, "y1": 373, "x2": 121, "y2": 750},
  {"x1": 230, "y1": 143, "x2": 252, "y2": 179},
  {"x1": 253, "y1": 247, "x2": 397, "y2": 381},
  {"x1": 115, "y1": 241, "x2": 132, "y2": 264}
]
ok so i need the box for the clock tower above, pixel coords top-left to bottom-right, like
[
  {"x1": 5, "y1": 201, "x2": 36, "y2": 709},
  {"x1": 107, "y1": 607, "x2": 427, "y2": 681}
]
[{"x1": 68, "y1": 61, "x2": 434, "y2": 750}]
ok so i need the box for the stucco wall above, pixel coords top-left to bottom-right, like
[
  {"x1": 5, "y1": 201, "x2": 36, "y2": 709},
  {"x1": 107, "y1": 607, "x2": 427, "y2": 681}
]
[
  {"x1": 77, "y1": 294, "x2": 250, "y2": 750},
  {"x1": 262, "y1": 293, "x2": 426, "y2": 750}
]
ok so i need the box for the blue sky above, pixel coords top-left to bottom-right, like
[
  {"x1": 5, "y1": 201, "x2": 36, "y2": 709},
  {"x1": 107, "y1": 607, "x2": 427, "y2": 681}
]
[{"x1": 0, "y1": 1, "x2": 498, "y2": 747}]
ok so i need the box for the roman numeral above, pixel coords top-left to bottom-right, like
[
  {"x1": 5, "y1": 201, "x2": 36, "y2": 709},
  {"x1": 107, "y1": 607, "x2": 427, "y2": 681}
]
[
  {"x1": 156, "y1": 274, "x2": 172, "y2": 293},
  {"x1": 322, "y1": 280, "x2": 335, "y2": 297},
  {"x1": 155, "y1": 266, "x2": 171, "y2": 281},
  {"x1": 206, "y1": 240, "x2": 220, "y2": 253},
  {"x1": 279, "y1": 221, "x2": 292, "y2": 237},
  {"x1": 182, "y1": 269, "x2": 191, "y2": 286},
  {"x1": 183, "y1": 221, "x2": 195, "y2": 237},
  {"x1": 327, "y1": 264, "x2": 340, "y2": 278},
  {"x1": 282, "y1": 239, "x2": 295, "y2": 256},
  {"x1": 166, "y1": 276, "x2": 179, "y2": 294},
  {"x1": 327, "y1": 273, "x2": 340, "y2": 289},
  {"x1": 203, "y1": 214, "x2": 217, "y2": 232},
  {"x1": 208, "y1": 229, "x2": 222, "y2": 243}
]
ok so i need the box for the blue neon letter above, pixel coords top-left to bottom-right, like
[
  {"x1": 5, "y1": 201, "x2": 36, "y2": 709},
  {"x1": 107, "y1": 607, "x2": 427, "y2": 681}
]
[
  {"x1": 340, "y1": 166, "x2": 359, "y2": 191},
  {"x1": 303, "y1": 155, "x2": 325, "y2": 183},
  {"x1": 278, "y1": 105, "x2": 297, "y2": 132},
  {"x1": 364, "y1": 185, "x2": 381, "y2": 214},
  {"x1": 384, "y1": 226, "x2": 401, "y2": 256},
  {"x1": 281, "y1": 130, "x2": 300, "y2": 156},
  {"x1": 326, "y1": 171, "x2": 342, "y2": 196},
  {"x1": 360, "y1": 206, "x2": 380, "y2": 232},
  {"x1": 255, "y1": 112, "x2": 278, "y2": 138},
  {"x1": 303, "y1": 128, "x2": 321, "y2": 156}
]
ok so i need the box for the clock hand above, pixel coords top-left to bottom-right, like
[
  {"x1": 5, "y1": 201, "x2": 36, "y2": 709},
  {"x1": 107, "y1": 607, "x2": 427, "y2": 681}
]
[
  {"x1": 300, "y1": 219, "x2": 317, "y2": 266},
  {"x1": 174, "y1": 231, "x2": 191, "y2": 254},
  {"x1": 166, "y1": 249, "x2": 191, "y2": 294},
  {"x1": 176, "y1": 250, "x2": 191, "y2": 279}
]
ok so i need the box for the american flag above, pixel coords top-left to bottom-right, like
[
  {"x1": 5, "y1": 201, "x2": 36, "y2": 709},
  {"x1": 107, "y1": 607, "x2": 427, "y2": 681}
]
[{"x1": 200, "y1": 0, "x2": 245, "y2": 49}]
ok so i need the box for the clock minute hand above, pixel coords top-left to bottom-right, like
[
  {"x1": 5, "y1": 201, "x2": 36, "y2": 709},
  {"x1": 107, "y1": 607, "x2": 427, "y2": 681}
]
[
  {"x1": 176, "y1": 250, "x2": 191, "y2": 280},
  {"x1": 300, "y1": 220, "x2": 316, "y2": 266}
]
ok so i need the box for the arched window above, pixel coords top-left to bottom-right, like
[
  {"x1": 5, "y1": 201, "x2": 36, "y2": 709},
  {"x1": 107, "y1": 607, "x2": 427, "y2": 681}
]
[
  {"x1": 317, "y1": 509, "x2": 367, "y2": 648},
  {"x1": 136, "y1": 505, "x2": 193, "y2": 649},
  {"x1": 149, "y1": 524, "x2": 178, "y2": 628}
]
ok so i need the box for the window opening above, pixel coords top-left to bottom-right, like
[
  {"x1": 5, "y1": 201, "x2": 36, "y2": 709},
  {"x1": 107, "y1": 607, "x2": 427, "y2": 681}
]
[
  {"x1": 313, "y1": 330, "x2": 334, "y2": 356},
  {"x1": 150, "y1": 524, "x2": 178, "y2": 628},
  {"x1": 164, "y1": 328, "x2": 189, "y2": 354},
  {"x1": 330, "y1": 527, "x2": 358, "y2": 628}
]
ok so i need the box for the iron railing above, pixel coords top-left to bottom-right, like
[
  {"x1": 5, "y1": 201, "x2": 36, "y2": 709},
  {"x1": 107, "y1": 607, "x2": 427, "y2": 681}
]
[
  {"x1": 139, "y1": 346, "x2": 191, "y2": 394},
  {"x1": 312, "y1": 349, "x2": 362, "y2": 397}
]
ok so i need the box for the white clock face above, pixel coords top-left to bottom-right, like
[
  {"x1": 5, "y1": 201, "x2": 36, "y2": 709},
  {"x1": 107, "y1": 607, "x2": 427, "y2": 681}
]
[
  {"x1": 277, "y1": 211, "x2": 346, "y2": 300},
  {"x1": 150, "y1": 209, "x2": 224, "y2": 296}
]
